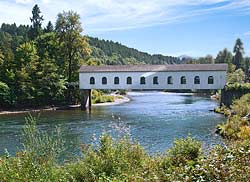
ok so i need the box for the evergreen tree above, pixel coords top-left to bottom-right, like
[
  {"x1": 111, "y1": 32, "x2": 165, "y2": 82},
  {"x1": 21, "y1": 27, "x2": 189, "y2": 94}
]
[
  {"x1": 233, "y1": 38, "x2": 244, "y2": 69},
  {"x1": 44, "y1": 21, "x2": 54, "y2": 33},
  {"x1": 29, "y1": 4, "x2": 44, "y2": 40}
]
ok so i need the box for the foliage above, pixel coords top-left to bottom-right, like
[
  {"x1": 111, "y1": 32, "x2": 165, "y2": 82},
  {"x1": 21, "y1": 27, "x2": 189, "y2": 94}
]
[
  {"x1": 91, "y1": 90, "x2": 115, "y2": 104},
  {"x1": 29, "y1": 4, "x2": 44, "y2": 40},
  {"x1": 88, "y1": 37, "x2": 182, "y2": 65},
  {"x1": 0, "y1": 81, "x2": 11, "y2": 107},
  {"x1": 227, "y1": 68, "x2": 245, "y2": 84},
  {"x1": 1, "y1": 117, "x2": 249, "y2": 181},
  {"x1": 225, "y1": 83, "x2": 250, "y2": 91},
  {"x1": 55, "y1": 11, "x2": 91, "y2": 83},
  {"x1": 166, "y1": 136, "x2": 202, "y2": 166},
  {"x1": 187, "y1": 55, "x2": 214, "y2": 64},
  {"x1": 215, "y1": 48, "x2": 233, "y2": 64},
  {"x1": 22, "y1": 114, "x2": 65, "y2": 163},
  {"x1": 231, "y1": 93, "x2": 250, "y2": 117},
  {"x1": 233, "y1": 38, "x2": 244, "y2": 70},
  {"x1": 0, "y1": 115, "x2": 68, "y2": 182},
  {"x1": 217, "y1": 93, "x2": 250, "y2": 139}
]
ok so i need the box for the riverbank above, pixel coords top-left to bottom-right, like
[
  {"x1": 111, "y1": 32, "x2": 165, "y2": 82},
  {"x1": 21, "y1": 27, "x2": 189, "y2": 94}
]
[
  {"x1": 0, "y1": 94, "x2": 130, "y2": 115},
  {"x1": 93, "y1": 94, "x2": 130, "y2": 106},
  {"x1": 1, "y1": 116, "x2": 249, "y2": 181}
]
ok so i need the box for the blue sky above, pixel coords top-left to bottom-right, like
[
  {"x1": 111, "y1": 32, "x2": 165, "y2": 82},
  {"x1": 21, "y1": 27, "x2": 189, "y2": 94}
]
[{"x1": 1, "y1": 0, "x2": 250, "y2": 57}]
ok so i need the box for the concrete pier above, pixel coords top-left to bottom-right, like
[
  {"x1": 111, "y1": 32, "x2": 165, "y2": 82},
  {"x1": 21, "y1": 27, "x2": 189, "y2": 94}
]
[{"x1": 80, "y1": 89, "x2": 91, "y2": 110}]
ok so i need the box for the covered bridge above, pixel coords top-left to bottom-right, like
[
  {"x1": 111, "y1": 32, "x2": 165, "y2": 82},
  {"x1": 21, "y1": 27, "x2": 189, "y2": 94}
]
[{"x1": 79, "y1": 64, "x2": 228, "y2": 110}]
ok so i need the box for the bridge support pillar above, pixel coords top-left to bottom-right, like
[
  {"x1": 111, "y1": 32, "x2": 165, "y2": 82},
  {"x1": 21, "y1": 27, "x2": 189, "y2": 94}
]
[{"x1": 80, "y1": 89, "x2": 91, "y2": 110}]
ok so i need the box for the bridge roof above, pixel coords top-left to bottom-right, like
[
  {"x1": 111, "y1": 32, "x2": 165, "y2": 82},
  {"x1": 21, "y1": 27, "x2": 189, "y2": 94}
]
[{"x1": 79, "y1": 64, "x2": 228, "y2": 73}]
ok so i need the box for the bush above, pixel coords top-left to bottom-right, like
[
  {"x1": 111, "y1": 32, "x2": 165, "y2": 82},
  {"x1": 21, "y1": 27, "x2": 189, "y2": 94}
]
[
  {"x1": 1, "y1": 116, "x2": 249, "y2": 181},
  {"x1": 67, "y1": 134, "x2": 148, "y2": 181},
  {"x1": 231, "y1": 93, "x2": 250, "y2": 117},
  {"x1": 166, "y1": 136, "x2": 202, "y2": 166},
  {"x1": 227, "y1": 69, "x2": 245, "y2": 84},
  {"x1": 91, "y1": 90, "x2": 115, "y2": 104},
  {"x1": 0, "y1": 114, "x2": 68, "y2": 182}
]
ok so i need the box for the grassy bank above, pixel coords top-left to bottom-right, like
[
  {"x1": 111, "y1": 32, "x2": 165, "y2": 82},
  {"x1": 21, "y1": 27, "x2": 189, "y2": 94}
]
[
  {"x1": 0, "y1": 115, "x2": 250, "y2": 181},
  {"x1": 91, "y1": 90, "x2": 115, "y2": 104}
]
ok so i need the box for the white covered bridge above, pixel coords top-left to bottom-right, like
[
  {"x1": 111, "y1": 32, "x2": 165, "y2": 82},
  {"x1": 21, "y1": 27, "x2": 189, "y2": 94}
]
[{"x1": 79, "y1": 64, "x2": 228, "y2": 110}]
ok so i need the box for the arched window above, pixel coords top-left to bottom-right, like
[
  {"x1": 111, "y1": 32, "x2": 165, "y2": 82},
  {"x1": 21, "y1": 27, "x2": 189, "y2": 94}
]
[
  {"x1": 167, "y1": 76, "x2": 173, "y2": 84},
  {"x1": 114, "y1": 77, "x2": 119, "y2": 84},
  {"x1": 140, "y1": 77, "x2": 146, "y2": 84},
  {"x1": 153, "y1": 76, "x2": 158, "y2": 84},
  {"x1": 208, "y1": 76, "x2": 214, "y2": 84},
  {"x1": 102, "y1": 77, "x2": 107, "y2": 85},
  {"x1": 181, "y1": 76, "x2": 186, "y2": 84},
  {"x1": 127, "y1": 77, "x2": 132, "y2": 84},
  {"x1": 194, "y1": 76, "x2": 200, "y2": 84},
  {"x1": 90, "y1": 77, "x2": 95, "y2": 85}
]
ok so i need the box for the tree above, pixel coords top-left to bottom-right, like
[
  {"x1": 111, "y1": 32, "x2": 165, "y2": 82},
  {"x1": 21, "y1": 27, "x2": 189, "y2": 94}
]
[
  {"x1": 233, "y1": 38, "x2": 244, "y2": 69},
  {"x1": 215, "y1": 48, "x2": 232, "y2": 64},
  {"x1": 0, "y1": 81, "x2": 11, "y2": 107},
  {"x1": 35, "y1": 55, "x2": 66, "y2": 105},
  {"x1": 44, "y1": 21, "x2": 54, "y2": 33},
  {"x1": 55, "y1": 11, "x2": 90, "y2": 102},
  {"x1": 29, "y1": 4, "x2": 44, "y2": 40},
  {"x1": 15, "y1": 42, "x2": 39, "y2": 106}
]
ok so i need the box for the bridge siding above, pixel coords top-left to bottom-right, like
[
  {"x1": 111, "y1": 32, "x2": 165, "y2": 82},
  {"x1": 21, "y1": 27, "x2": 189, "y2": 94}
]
[{"x1": 79, "y1": 71, "x2": 226, "y2": 90}]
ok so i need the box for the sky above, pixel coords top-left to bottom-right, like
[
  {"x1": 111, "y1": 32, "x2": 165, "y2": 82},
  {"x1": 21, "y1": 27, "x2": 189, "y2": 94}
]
[{"x1": 1, "y1": 0, "x2": 250, "y2": 57}]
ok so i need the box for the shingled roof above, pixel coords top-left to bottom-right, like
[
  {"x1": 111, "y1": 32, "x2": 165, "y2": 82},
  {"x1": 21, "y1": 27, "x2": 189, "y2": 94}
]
[{"x1": 79, "y1": 64, "x2": 228, "y2": 73}]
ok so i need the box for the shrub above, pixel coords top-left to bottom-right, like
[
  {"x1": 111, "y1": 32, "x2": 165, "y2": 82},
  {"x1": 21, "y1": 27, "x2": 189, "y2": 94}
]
[
  {"x1": 68, "y1": 134, "x2": 148, "y2": 181},
  {"x1": 217, "y1": 94, "x2": 250, "y2": 139},
  {"x1": 227, "y1": 69, "x2": 245, "y2": 84},
  {"x1": 91, "y1": 90, "x2": 115, "y2": 104},
  {"x1": 231, "y1": 93, "x2": 250, "y2": 117},
  {"x1": 0, "y1": 114, "x2": 68, "y2": 182},
  {"x1": 166, "y1": 136, "x2": 202, "y2": 166}
]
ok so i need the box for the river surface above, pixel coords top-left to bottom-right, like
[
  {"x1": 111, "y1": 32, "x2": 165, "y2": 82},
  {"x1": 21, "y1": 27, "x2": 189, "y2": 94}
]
[{"x1": 0, "y1": 92, "x2": 226, "y2": 156}]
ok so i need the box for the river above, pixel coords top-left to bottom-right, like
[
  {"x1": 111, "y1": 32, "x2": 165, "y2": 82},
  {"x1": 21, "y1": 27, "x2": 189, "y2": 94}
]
[{"x1": 0, "y1": 92, "x2": 226, "y2": 156}]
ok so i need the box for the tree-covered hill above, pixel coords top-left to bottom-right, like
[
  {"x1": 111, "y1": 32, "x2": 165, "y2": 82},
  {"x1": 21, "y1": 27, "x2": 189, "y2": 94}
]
[{"x1": 88, "y1": 37, "x2": 182, "y2": 65}]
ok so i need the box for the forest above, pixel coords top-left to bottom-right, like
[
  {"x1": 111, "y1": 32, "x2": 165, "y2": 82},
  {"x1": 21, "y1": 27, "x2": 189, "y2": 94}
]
[{"x1": 0, "y1": 4, "x2": 249, "y2": 109}]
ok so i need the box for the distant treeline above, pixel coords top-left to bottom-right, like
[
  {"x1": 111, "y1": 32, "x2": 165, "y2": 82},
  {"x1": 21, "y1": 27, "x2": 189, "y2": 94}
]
[{"x1": 88, "y1": 37, "x2": 182, "y2": 65}]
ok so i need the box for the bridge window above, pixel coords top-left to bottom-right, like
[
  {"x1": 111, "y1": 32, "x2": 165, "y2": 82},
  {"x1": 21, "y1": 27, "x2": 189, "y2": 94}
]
[
  {"x1": 127, "y1": 77, "x2": 132, "y2": 84},
  {"x1": 194, "y1": 76, "x2": 200, "y2": 84},
  {"x1": 208, "y1": 76, "x2": 214, "y2": 84},
  {"x1": 153, "y1": 76, "x2": 158, "y2": 84},
  {"x1": 90, "y1": 77, "x2": 95, "y2": 85},
  {"x1": 167, "y1": 76, "x2": 173, "y2": 84},
  {"x1": 114, "y1": 77, "x2": 119, "y2": 84},
  {"x1": 102, "y1": 77, "x2": 107, "y2": 85},
  {"x1": 140, "y1": 77, "x2": 146, "y2": 84},
  {"x1": 181, "y1": 76, "x2": 186, "y2": 84}
]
